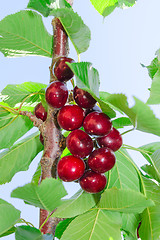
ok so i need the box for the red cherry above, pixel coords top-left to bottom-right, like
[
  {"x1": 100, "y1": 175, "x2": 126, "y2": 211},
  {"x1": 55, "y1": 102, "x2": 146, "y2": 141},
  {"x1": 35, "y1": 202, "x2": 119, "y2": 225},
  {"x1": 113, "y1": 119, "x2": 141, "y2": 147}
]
[
  {"x1": 57, "y1": 105, "x2": 85, "y2": 130},
  {"x1": 73, "y1": 86, "x2": 97, "y2": 109},
  {"x1": 34, "y1": 103, "x2": 47, "y2": 121},
  {"x1": 88, "y1": 147, "x2": 116, "y2": 173},
  {"x1": 57, "y1": 155, "x2": 85, "y2": 182},
  {"x1": 83, "y1": 112, "x2": 112, "y2": 136},
  {"x1": 39, "y1": 133, "x2": 44, "y2": 145},
  {"x1": 79, "y1": 170, "x2": 107, "y2": 193},
  {"x1": 97, "y1": 127, "x2": 123, "y2": 152},
  {"x1": 66, "y1": 129, "x2": 93, "y2": 158},
  {"x1": 54, "y1": 57, "x2": 74, "y2": 82},
  {"x1": 45, "y1": 81, "x2": 68, "y2": 109}
]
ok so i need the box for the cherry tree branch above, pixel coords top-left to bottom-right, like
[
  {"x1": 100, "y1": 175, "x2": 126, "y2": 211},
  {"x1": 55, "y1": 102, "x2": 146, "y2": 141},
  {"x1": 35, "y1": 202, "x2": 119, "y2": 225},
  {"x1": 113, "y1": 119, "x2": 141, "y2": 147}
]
[
  {"x1": 19, "y1": 111, "x2": 43, "y2": 130},
  {"x1": 39, "y1": 7, "x2": 71, "y2": 234}
]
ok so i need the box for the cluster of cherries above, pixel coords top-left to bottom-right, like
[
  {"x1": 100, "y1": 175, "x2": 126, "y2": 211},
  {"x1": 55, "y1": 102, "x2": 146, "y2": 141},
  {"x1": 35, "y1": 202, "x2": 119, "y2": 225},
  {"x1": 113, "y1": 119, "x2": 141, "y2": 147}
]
[{"x1": 34, "y1": 57, "x2": 123, "y2": 193}]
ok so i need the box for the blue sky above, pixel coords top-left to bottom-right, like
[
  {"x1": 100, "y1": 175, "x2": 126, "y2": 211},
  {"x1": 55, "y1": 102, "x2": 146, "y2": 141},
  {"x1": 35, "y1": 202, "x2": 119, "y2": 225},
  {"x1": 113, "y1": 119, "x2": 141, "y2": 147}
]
[{"x1": 1, "y1": 0, "x2": 160, "y2": 239}]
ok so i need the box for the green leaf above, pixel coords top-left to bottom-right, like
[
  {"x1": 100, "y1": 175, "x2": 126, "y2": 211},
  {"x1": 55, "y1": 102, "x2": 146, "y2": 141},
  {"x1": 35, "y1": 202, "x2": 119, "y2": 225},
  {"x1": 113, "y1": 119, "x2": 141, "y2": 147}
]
[
  {"x1": 68, "y1": 62, "x2": 100, "y2": 97},
  {"x1": 0, "y1": 132, "x2": 43, "y2": 184},
  {"x1": 0, "y1": 82, "x2": 47, "y2": 107},
  {"x1": 68, "y1": 62, "x2": 116, "y2": 118},
  {"x1": 55, "y1": 218, "x2": 75, "y2": 239},
  {"x1": 112, "y1": 117, "x2": 132, "y2": 129},
  {"x1": 147, "y1": 150, "x2": 160, "y2": 180},
  {"x1": 90, "y1": 0, "x2": 118, "y2": 17},
  {"x1": 121, "y1": 213, "x2": 140, "y2": 239},
  {"x1": 60, "y1": 147, "x2": 71, "y2": 158},
  {"x1": 108, "y1": 149, "x2": 140, "y2": 191},
  {"x1": 99, "y1": 93, "x2": 135, "y2": 123},
  {"x1": 142, "y1": 177, "x2": 160, "y2": 205},
  {"x1": 11, "y1": 178, "x2": 67, "y2": 212},
  {"x1": 132, "y1": 97, "x2": 160, "y2": 136},
  {"x1": 0, "y1": 105, "x2": 33, "y2": 149},
  {"x1": 61, "y1": 210, "x2": 122, "y2": 240},
  {"x1": 90, "y1": 0, "x2": 136, "y2": 17},
  {"x1": 50, "y1": 9, "x2": 91, "y2": 54},
  {"x1": 27, "y1": 0, "x2": 71, "y2": 17},
  {"x1": 15, "y1": 226, "x2": 42, "y2": 240},
  {"x1": 141, "y1": 164, "x2": 160, "y2": 182},
  {"x1": 99, "y1": 93, "x2": 160, "y2": 136},
  {"x1": 0, "y1": 226, "x2": 16, "y2": 238},
  {"x1": 139, "y1": 142, "x2": 160, "y2": 163},
  {"x1": 53, "y1": 189, "x2": 98, "y2": 218},
  {"x1": 99, "y1": 188, "x2": 154, "y2": 213},
  {"x1": 140, "y1": 206, "x2": 160, "y2": 240},
  {"x1": 136, "y1": 176, "x2": 160, "y2": 240},
  {"x1": 31, "y1": 162, "x2": 41, "y2": 185},
  {"x1": 0, "y1": 199, "x2": 21, "y2": 236},
  {"x1": 0, "y1": 11, "x2": 52, "y2": 58},
  {"x1": 118, "y1": 0, "x2": 137, "y2": 8},
  {"x1": 139, "y1": 144, "x2": 160, "y2": 181},
  {"x1": 142, "y1": 57, "x2": 160, "y2": 80},
  {"x1": 147, "y1": 69, "x2": 160, "y2": 104}
]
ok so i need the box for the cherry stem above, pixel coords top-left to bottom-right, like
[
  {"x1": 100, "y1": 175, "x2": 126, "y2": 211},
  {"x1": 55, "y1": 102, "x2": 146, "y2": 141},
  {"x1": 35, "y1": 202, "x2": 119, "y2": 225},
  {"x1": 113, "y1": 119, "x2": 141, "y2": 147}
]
[
  {"x1": 121, "y1": 127, "x2": 135, "y2": 135},
  {"x1": 122, "y1": 144, "x2": 152, "y2": 155},
  {"x1": 39, "y1": 213, "x2": 51, "y2": 231},
  {"x1": 17, "y1": 218, "x2": 35, "y2": 228}
]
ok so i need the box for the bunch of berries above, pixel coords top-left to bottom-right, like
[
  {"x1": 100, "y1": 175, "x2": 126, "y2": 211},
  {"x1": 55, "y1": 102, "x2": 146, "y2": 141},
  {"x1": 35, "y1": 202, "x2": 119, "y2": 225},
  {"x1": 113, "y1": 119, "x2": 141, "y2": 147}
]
[{"x1": 34, "y1": 57, "x2": 123, "y2": 193}]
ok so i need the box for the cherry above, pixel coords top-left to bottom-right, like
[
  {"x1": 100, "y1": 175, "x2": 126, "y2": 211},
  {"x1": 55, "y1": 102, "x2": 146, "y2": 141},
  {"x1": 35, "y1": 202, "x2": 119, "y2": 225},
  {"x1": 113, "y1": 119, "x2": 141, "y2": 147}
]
[
  {"x1": 79, "y1": 170, "x2": 107, "y2": 193},
  {"x1": 97, "y1": 127, "x2": 122, "y2": 152},
  {"x1": 83, "y1": 111, "x2": 112, "y2": 136},
  {"x1": 45, "y1": 81, "x2": 68, "y2": 109},
  {"x1": 66, "y1": 129, "x2": 93, "y2": 158},
  {"x1": 73, "y1": 86, "x2": 97, "y2": 109},
  {"x1": 34, "y1": 103, "x2": 47, "y2": 121},
  {"x1": 57, "y1": 105, "x2": 85, "y2": 130},
  {"x1": 54, "y1": 57, "x2": 74, "y2": 82},
  {"x1": 57, "y1": 155, "x2": 85, "y2": 182},
  {"x1": 39, "y1": 133, "x2": 44, "y2": 145},
  {"x1": 88, "y1": 147, "x2": 116, "y2": 173}
]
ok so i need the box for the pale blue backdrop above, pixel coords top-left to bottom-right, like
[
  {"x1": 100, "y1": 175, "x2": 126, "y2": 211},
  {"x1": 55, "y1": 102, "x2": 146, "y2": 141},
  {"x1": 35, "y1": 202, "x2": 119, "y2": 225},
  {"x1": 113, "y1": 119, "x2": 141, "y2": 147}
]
[{"x1": 1, "y1": 0, "x2": 160, "y2": 239}]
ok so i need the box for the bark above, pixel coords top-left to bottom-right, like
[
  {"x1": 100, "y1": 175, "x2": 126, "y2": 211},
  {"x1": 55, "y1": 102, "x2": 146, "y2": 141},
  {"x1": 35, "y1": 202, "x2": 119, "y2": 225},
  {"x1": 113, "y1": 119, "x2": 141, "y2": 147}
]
[{"x1": 39, "y1": 6, "x2": 71, "y2": 235}]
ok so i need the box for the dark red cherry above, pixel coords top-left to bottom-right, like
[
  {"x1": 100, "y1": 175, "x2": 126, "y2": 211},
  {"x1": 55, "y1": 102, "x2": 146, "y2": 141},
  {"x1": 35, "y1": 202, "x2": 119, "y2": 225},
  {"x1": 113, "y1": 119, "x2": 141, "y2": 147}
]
[
  {"x1": 57, "y1": 105, "x2": 85, "y2": 130},
  {"x1": 54, "y1": 57, "x2": 74, "y2": 82},
  {"x1": 34, "y1": 103, "x2": 47, "y2": 121},
  {"x1": 83, "y1": 112, "x2": 112, "y2": 136},
  {"x1": 79, "y1": 170, "x2": 107, "y2": 193},
  {"x1": 66, "y1": 130, "x2": 93, "y2": 158},
  {"x1": 45, "y1": 81, "x2": 68, "y2": 109},
  {"x1": 73, "y1": 86, "x2": 97, "y2": 109},
  {"x1": 57, "y1": 155, "x2": 85, "y2": 182},
  {"x1": 88, "y1": 147, "x2": 116, "y2": 173},
  {"x1": 97, "y1": 127, "x2": 122, "y2": 152},
  {"x1": 39, "y1": 133, "x2": 44, "y2": 145}
]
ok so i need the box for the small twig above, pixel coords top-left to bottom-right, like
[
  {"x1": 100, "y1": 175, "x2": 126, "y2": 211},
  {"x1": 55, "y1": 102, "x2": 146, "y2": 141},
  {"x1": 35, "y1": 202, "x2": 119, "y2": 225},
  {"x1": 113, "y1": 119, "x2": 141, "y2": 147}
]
[{"x1": 20, "y1": 111, "x2": 43, "y2": 130}]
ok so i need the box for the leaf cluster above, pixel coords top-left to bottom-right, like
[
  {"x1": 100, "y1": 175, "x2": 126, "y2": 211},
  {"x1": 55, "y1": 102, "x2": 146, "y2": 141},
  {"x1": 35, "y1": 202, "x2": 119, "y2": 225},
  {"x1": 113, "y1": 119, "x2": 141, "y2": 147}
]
[{"x1": 0, "y1": 0, "x2": 160, "y2": 240}]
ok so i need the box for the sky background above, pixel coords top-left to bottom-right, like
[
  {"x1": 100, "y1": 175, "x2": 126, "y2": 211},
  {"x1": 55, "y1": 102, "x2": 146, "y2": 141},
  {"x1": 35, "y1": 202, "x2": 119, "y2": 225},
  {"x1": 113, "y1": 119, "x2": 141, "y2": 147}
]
[{"x1": 1, "y1": 0, "x2": 160, "y2": 239}]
